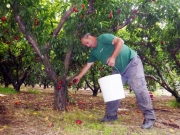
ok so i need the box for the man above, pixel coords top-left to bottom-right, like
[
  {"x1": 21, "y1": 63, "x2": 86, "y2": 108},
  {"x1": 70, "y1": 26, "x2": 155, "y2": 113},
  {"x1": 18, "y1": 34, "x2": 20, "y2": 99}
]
[{"x1": 73, "y1": 33, "x2": 156, "y2": 129}]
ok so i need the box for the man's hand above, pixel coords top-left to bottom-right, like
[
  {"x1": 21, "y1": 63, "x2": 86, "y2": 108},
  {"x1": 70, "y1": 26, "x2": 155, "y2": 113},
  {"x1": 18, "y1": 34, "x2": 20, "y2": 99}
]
[
  {"x1": 109, "y1": 37, "x2": 124, "y2": 65},
  {"x1": 72, "y1": 62, "x2": 93, "y2": 85},
  {"x1": 106, "y1": 56, "x2": 115, "y2": 67},
  {"x1": 73, "y1": 77, "x2": 80, "y2": 84}
]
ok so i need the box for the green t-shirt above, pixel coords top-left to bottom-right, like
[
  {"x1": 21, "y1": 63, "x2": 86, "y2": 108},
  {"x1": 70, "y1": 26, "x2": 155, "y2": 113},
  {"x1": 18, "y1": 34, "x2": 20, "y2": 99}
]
[{"x1": 87, "y1": 33, "x2": 137, "y2": 73}]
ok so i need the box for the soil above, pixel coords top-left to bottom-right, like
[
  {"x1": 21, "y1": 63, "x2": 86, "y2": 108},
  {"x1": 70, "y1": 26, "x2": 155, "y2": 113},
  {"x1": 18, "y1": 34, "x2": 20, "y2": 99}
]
[{"x1": 0, "y1": 87, "x2": 180, "y2": 135}]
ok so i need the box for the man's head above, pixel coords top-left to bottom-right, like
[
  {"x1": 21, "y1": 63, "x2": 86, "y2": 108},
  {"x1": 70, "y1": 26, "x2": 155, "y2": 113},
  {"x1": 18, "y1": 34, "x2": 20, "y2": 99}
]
[{"x1": 81, "y1": 33, "x2": 97, "y2": 48}]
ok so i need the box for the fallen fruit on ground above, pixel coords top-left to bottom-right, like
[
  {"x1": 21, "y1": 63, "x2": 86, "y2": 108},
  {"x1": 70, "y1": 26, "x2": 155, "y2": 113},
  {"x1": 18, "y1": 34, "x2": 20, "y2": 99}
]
[{"x1": 76, "y1": 119, "x2": 82, "y2": 124}]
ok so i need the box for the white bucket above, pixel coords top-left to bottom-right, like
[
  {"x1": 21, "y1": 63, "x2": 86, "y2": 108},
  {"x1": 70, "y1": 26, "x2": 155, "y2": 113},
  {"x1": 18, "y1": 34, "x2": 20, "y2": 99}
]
[{"x1": 98, "y1": 74, "x2": 125, "y2": 102}]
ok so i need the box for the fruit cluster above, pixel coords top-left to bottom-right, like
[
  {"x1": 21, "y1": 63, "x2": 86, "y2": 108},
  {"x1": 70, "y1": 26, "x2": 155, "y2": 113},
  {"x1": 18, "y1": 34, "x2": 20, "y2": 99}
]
[
  {"x1": 57, "y1": 79, "x2": 77, "y2": 90},
  {"x1": 73, "y1": 4, "x2": 85, "y2": 13}
]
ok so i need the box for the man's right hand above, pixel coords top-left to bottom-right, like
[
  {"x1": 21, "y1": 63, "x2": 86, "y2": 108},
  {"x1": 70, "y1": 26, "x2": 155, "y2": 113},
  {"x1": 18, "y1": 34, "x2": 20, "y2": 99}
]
[
  {"x1": 72, "y1": 62, "x2": 93, "y2": 85},
  {"x1": 73, "y1": 77, "x2": 80, "y2": 84}
]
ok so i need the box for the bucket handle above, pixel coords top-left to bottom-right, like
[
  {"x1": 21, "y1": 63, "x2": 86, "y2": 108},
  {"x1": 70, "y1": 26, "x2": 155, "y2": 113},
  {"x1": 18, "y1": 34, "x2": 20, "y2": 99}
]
[
  {"x1": 106, "y1": 64, "x2": 121, "y2": 74},
  {"x1": 113, "y1": 66, "x2": 121, "y2": 74}
]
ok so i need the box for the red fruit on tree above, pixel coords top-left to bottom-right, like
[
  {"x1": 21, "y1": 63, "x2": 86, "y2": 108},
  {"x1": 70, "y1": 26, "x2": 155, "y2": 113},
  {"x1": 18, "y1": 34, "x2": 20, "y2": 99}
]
[
  {"x1": 5, "y1": 30, "x2": 9, "y2": 34},
  {"x1": 109, "y1": 11, "x2": 113, "y2": 19},
  {"x1": 73, "y1": 7, "x2": 78, "y2": 12},
  {"x1": 81, "y1": 4, "x2": 85, "y2": 10},
  {"x1": 59, "y1": 80, "x2": 63, "y2": 84},
  {"x1": 160, "y1": 41, "x2": 164, "y2": 45},
  {"x1": 35, "y1": 18, "x2": 39, "y2": 26},
  {"x1": 73, "y1": 79, "x2": 77, "y2": 83},
  {"x1": 6, "y1": 41, "x2": 11, "y2": 44},
  {"x1": 57, "y1": 85, "x2": 61, "y2": 90},
  {"x1": 69, "y1": 83, "x2": 72, "y2": 86},
  {"x1": 76, "y1": 119, "x2": 82, "y2": 124},
  {"x1": 99, "y1": 67, "x2": 103, "y2": 71},
  {"x1": 14, "y1": 36, "x2": 18, "y2": 40},
  {"x1": 131, "y1": 15, "x2": 135, "y2": 19},
  {"x1": 1, "y1": 16, "x2": 7, "y2": 22},
  {"x1": 117, "y1": 9, "x2": 121, "y2": 14},
  {"x1": 133, "y1": 10, "x2": 137, "y2": 13},
  {"x1": 35, "y1": 22, "x2": 38, "y2": 26}
]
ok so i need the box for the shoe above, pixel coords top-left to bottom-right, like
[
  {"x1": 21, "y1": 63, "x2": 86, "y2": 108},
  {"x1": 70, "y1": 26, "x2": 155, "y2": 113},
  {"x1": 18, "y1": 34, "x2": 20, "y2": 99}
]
[
  {"x1": 100, "y1": 115, "x2": 118, "y2": 122},
  {"x1": 141, "y1": 119, "x2": 155, "y2": 129}
]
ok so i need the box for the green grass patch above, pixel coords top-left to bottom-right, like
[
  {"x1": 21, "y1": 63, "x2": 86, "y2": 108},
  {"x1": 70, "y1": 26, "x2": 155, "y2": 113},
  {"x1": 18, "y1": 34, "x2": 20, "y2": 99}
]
[
  {"x1": 168, "y1": 100, "x2": 180, "y2": 108},
  {"x1": 27, "y1": 89, "x2": 41, "y2": 94},
  {"x1": 50, "y1": 109, "x2": 129, "y2": 135},
  {"x1": 0, "y1": 86, "x2": 17, "y2": 94}
]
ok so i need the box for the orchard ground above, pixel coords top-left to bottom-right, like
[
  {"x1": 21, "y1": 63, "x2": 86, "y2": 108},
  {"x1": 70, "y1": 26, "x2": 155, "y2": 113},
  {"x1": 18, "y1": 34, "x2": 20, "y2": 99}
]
[{"x1": 0, "y1": 85, "x2": 180, "y2": 135}]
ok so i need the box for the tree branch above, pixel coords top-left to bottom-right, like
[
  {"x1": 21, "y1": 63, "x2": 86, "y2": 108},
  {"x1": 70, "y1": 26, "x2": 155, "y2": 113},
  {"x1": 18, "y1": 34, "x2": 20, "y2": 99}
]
[
  {"x1": 44, "y1": 5, "x2": 74, "y2": 50},
  {"x1": 85, "y1": 79, "x2": 93, "y2": 91},
  {"x1": 114, "y1": 0, "x2": 150, "y2": 31},
  {"x1": 171, "y1": 42, "x2": 180, "y2": 68},
  {"x1": 64, "y1": 49, "x2": 73, "y2": 79},
  {"x1": 85, "y1": 0, "x2": 96, "y2": 15},
  {"x1": 12, "y1": 6, "x2": 43, "y2": 59},
  {"x1": 52, "y1": 5, "x2": 74, "y2": 38}
]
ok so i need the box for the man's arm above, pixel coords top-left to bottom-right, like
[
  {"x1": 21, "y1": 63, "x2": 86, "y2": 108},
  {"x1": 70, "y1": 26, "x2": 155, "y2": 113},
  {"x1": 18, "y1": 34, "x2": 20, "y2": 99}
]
[
  {"x1": 106, "y1": 37, "x2": 124, "y2": 66},
  {"x1": 73, "y1": 62, "x2": 94, "y2": 84}
]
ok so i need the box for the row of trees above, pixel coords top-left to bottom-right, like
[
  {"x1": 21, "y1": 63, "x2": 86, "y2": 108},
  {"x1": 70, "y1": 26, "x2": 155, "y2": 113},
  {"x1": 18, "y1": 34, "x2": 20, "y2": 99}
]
[{"x1": 0, "y1": 0, "x2": 180, "y2": 111}]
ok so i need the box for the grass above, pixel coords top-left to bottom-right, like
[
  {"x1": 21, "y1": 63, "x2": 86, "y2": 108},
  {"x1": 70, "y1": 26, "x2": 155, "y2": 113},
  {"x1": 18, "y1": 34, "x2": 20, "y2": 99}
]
[
  {"x1": 168, "y1": 100, "x2": 180, "y2": 108},
  {"x1": 0, "y1": 86, "x2": 17, "y2": 94},
  {"x1": 27, "y1": 89, "x2": 41, "y2": 94},
  {"x1": 12, "y1": 107, "x2": 174, "y2": 135},
  {"x1": 0, "y1": 85, "x2": 41, "y2": 95},
  {"x1": 1, "y1": 87, "x2": 179, "y2": 135},
  {"x1": 31, "y1": 108, "x2": 129, "y2": 135}
]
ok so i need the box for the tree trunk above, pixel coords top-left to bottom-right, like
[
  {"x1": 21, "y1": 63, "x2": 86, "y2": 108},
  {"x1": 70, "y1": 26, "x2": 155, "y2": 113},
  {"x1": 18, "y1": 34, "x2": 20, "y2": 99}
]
[
  {"x1": 14, "y1": 84, "x2": 21, "y2": 92},
  {"x1": 0, "y1": 63, "x2": 31, "y2": 91},
  {"x1": 43, "y1": 84, "x2": 46, "y2": 89},
  {"x1": 170, "y1": 89, "x2": 180, "y2": 103},
  {"x1": 42, "y1": 54, "x2": 65, "y2": 110},
  {"x1": 54, "y1": 79, "x2": 67, "y2": 111},
  {"x1": 92, "y1": 88, "x2": 99, "y2": 96},
  {"x1": 12, "y1": 5, "x2": 74, "y2": 111}
]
